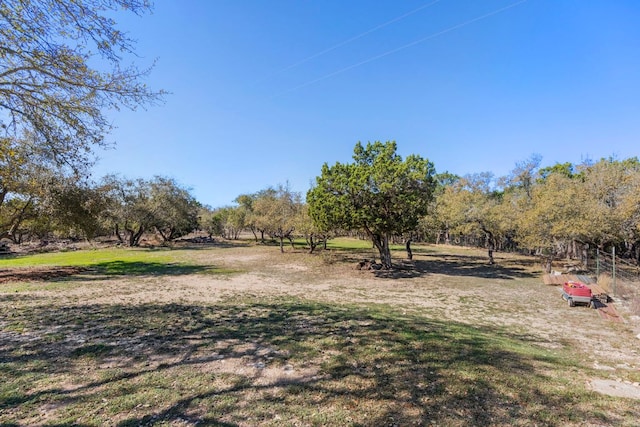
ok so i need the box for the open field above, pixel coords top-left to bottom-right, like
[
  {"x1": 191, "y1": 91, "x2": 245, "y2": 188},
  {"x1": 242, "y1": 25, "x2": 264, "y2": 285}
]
[{"x1": 1, "y1": 240, "x2": 639, "y2": 426}]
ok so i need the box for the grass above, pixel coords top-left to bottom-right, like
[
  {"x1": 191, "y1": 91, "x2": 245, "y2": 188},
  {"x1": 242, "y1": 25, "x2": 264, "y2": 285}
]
[
  {"x1": 0, "y1": 297, "x2": 608, "y2": 426},
  {"x1": 0, "y1": 247, "x2": 191, "y2": 269},
  {"x1": 0, "y1": 241, "x2": 638, "y2": 426},
  {"x1": 0, "y1": 247, "x2": 238, "y2": 289}
]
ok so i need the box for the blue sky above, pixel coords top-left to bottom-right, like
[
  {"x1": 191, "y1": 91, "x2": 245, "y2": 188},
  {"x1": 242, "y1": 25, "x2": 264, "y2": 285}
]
[{"x1": 94, "y1": 0, "x2": 640, "y2": 208}]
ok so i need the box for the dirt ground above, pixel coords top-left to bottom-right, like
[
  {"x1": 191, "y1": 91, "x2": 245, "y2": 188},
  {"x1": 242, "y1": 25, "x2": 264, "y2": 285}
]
[
  {"x1": 0, "y1": 266, "x2": 87, "y2": 283},
  {"x1": 3, "y1": 243, "x2": 640, "y2": 401}
]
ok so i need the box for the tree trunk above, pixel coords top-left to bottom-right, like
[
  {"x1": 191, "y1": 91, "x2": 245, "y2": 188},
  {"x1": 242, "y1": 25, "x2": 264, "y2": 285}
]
[
  {"x1": 481, "y1": 226, "x2": 495, "y2": 265},
  {"x1": 371, "y1": 233, "x2": 392, "y2": 269},
  {"x1": 0, "y1": 188, "x2": 7, "y2": 209},
  {"x1": 582, "y1": 243, "x2": 589, "y2": 268},
  {"x1": 545, "y1": 256, "x2": 553, "y2": 274},
  {"x1": 126, "y1": 225, "x2": 144, "y2": 246},
  {"x1": 406, "y1": 238, "x2": 413, "y2": 260},
  {"x1": 133, "y1": 226, "x2": 144, "y2": 246},
  {"x1": 156, "y1": 226, "x2": 169, "y2": 242},
  {"x1": 2, "y1": 198, "x2": 33, "y2": 243},
  {"x1": 308, "y1": 235, "x2": 317, "y2": 254},
  {"x1": 279, "y1": 236, "x2": 284, "y2": 253},
  {"x1": 115, "y1": 224, "x2": 124, "y2": 243}
]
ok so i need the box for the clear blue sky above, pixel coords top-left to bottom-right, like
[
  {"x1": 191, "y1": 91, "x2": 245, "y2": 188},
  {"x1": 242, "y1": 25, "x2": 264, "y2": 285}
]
[{"x1": 93, "y1": 0, "x2": 640, "y2": 208}]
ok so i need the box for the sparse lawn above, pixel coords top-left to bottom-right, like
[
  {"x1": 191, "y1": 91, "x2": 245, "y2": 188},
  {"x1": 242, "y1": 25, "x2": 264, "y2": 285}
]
[{"x1": 1, "y1": 240, "x2": 639, "y2": 426}]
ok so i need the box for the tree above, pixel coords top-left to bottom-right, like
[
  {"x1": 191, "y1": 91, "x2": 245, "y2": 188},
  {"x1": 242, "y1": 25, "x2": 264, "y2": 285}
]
[
  {"x1": 577, "y1": 158, "x2": 632, "y2": 249},
  {"x1": 422, "y1": 172, "x2": 462, "y2": 244},
  {"x1": 0, "y1": 138, "x2": 67, "y2": 242},
  {"x1": 198, "y1": 206, "x2": 223, "y2": 239},
  {"x1": 102, "y1": 175, "x2": 153, "y2": 246},
  {"x1": 206, "y1": 206, "x2": 245, "y2": 239},
  {"x1": 538, "y1": 162, "x2": 575, "y2": 181},
  {"x1": 618, "y1": 163, "x2": 640, "y2": 264},
  {"x1": 499, "y1": 153, "x2": 541, "y2": 200},
  {"x1": 442, "y1": 173, "x2": 504, "y2": 264},
  {"x1": 40, "y1": 178, "x2": 112, "y2": 240},
  {"x1": 0, "y1": 0, "x2": 164, "y2": 171},
  {"x1": 147, "y1": 177, "x2": 199, "y2": 242},
  {"x1": 292, "y1": 203, "x2": 331, "y2": 254},
  {"x1": 252, "y1": 184, "x2": 301, "y2": 253},
  {"x1": 307, "y1": 141, "x2": 435, "y2": 269},
  {"x1": 101, "y1": 175, "x2": 199, "y2": 245},
  {"x1": 515, "y1": 172, "x2": 588, "y2": 272}
]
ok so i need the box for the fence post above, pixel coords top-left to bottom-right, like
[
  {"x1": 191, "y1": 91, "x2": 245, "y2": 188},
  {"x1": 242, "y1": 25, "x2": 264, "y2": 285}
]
[{"x1": 612, "y1": 246, "x2": 616, "y2": 296}]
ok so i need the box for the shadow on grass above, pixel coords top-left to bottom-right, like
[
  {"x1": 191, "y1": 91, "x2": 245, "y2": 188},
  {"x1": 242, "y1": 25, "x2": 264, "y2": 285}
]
[
  {"x1": 375, "y1": 257, "x2": 537, "y2": 280},
  {"x1": 0, "y1": 262, "x2": 231, "y2": 286},
  {"x1": 309, "y1": 243, "x2": 538, "y2": 281},
  {"x1": 0, "y1": 298, "x2": 626, "y2": 426},
  {"x1": 90, "y1": 260, "x2": 217, "y2": 276},
  {"x1": 332, "y1": 250, "x2": 538, "y2": 280}
]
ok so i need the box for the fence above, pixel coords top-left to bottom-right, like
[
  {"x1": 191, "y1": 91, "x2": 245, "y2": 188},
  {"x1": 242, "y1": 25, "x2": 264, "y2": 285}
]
[
  {"x1": 594, "y1": 248, "x2": 640, "y2": 293},
  {"x1": 592, "y1": 248, "x2": 640, "y2": 315}
]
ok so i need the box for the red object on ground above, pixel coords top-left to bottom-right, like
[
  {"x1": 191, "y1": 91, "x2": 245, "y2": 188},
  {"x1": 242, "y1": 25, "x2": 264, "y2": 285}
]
[{"x1": 563, "y1": 281, "x2": 592, "y2": 298}]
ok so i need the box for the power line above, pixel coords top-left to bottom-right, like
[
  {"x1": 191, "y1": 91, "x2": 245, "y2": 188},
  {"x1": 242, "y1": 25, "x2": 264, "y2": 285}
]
[
  {"x1": 277, "y1": 0, "x2": 444, "y2": 74},
  {"x1": 273, "y1": 0, "x2": 528, "y2": 98},
  {"x1": 254, "y1": 0, "x2": 443, "y2": 85}
]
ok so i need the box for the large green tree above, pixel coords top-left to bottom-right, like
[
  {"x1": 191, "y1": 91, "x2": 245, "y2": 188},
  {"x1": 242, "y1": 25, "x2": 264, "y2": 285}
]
[
  {"x1": 0, "y1": 0, "x2": 163, "y2": 170},
  {"x1": 307, "y1": 141, "x2": 435, "y2": 269}
]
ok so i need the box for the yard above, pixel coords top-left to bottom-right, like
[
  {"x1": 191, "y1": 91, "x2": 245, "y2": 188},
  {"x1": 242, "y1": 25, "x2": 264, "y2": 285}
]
[{"x1": 0, "y1": 240, "x2": 639, "y2": 426}]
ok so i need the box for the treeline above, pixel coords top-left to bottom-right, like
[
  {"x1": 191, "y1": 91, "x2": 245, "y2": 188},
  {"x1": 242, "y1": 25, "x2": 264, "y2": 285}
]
[
  {"x1": 3, "y1": 141, "x2": 639, "y2": 272},
  {"x1": 422, "y1": 155, "x2": 640, "y2": 270},
  {"x1": 0, "y1": 156, "x2": 200, "y2": 247},
  {"x1": 205, "y1": 145, "x2": 640, "y2": 271}
]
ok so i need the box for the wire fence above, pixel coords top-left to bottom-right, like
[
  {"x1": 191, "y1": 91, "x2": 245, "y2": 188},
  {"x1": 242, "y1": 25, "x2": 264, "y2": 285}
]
[{"x1": 592, "y1": 248, "x2": 640, "y2": 315}]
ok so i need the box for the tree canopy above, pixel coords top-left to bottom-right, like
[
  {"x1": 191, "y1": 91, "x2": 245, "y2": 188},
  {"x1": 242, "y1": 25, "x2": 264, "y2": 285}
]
[
  {"x1": 0, "y1": 0, "x2": 163, "y2": 171},
  {"x1": 307, "y1": 141, "x2": 436, "y2": 269}
]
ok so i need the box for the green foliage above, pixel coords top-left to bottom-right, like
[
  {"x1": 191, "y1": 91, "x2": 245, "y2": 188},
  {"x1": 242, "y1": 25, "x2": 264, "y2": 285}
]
[
  {"x1": 252, "y1": 184, "x2": 302, "y2": 251},
  {"x1": 0, "y1": 139, "x2": 59, "y2": 241},
  {"x1": 40, "y1": 179, "x2": 112, "y2": 240},
  {"x1": 203, "y1": 205, "x2": 246, "y2": 239},
  {"x1": 147, "y1": 177, "x2": 200, "y2": 242},
  {"x1": 101, "y1": 175, "x2": 199, "y2": 246},
  {"x1": 538, "y1": 162, "x2": 575, "y2": 181},
  {"x1": 308, "y1": 141, "x2": 435, "y2": 268},
  {"x1": 424, "y1": 155, "x2": 640, "y2": 265}
]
